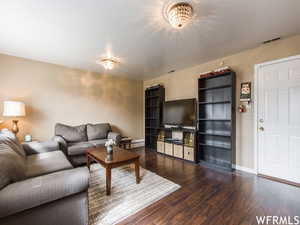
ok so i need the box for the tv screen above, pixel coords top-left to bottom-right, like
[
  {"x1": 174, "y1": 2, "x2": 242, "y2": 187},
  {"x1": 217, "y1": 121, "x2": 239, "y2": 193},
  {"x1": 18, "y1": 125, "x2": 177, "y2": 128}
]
[{"x1": 163, "y1": 99, "x2": 196, "y2": 126}]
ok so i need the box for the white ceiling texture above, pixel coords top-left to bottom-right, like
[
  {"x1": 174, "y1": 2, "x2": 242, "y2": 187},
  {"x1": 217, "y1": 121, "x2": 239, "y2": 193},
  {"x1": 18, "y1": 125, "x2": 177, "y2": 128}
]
[{"x1": 0, "y1": 0, "x2": 300, "y2": 80}]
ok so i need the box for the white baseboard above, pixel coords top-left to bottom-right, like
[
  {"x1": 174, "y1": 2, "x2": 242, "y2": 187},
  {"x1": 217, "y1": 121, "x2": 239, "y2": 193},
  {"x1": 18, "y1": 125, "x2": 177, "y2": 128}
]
[
  {"x1": 131, "y1": 139, "x2": 144, "y2": 148},
  {"x1": 233, "y1": 164, "x2": 257, "y2": 174}
]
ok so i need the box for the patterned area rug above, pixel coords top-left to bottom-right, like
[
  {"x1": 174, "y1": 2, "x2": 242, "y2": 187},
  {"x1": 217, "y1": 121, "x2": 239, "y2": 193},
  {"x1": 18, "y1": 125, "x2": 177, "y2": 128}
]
[{"x1": 88, "y1": 164, "x2": 180, "y2": 225}]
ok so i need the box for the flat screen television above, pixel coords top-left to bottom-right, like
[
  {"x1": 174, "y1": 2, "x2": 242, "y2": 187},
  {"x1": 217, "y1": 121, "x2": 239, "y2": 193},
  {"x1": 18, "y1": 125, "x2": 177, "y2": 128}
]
[{"x1": 163, "y1": 98, "x2": 196, "y2": 126}]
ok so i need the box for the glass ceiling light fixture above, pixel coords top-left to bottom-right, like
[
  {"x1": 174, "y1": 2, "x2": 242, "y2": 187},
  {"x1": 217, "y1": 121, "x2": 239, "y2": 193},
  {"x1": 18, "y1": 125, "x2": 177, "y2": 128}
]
[
  {"x1": 97, "y1": 58, "x2": 118, "y2": 70},
  {"x1": 167, "y1": 2, "x2": 193, "y2": 29}
]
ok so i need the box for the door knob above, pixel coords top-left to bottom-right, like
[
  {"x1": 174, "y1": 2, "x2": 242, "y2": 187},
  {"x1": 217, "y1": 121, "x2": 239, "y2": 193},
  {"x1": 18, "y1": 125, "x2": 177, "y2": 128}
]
[{"x1": 259, "y1": 127, "x2": 264, "y2": 131}]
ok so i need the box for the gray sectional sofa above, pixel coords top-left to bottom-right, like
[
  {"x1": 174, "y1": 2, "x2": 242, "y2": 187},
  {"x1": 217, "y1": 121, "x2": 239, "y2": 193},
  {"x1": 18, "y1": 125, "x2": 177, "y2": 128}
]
[
  {"x1": 53, "y1": 123, "x2": 121, "y2": 166},
  {"x1": 0, "y1": 129, "x2": 89, "y2": 225}
]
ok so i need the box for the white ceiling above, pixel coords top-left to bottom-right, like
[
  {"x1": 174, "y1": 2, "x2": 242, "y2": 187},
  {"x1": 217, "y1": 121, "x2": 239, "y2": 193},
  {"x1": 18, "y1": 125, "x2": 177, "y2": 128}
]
[{"x1": 1, "y1": 0, "x2": 300, "y2": 80}]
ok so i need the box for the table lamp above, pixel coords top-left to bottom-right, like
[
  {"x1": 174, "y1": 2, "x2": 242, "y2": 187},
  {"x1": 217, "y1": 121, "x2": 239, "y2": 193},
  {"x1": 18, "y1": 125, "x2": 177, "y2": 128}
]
[{"x1": 3, "y1": 101, "x2": 26, "y2": 135}]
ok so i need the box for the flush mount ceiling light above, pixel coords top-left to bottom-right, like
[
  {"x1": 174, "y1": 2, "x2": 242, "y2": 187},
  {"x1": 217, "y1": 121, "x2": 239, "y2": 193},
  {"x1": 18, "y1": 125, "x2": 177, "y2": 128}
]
[
  {"x1": 97, "y1": 58, "x2": 118, "y2": 70},
  {"x1": 167, "y1": 2, "x2": 193, "y2": 29}
]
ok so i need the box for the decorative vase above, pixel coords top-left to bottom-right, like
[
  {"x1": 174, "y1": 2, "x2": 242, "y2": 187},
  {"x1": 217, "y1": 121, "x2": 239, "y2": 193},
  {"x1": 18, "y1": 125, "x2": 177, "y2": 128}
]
[
  {"x1": 106, "y1": 145, "x2": 113, "y2": 154},
  {"x1": 106, "y1": 154, "x2": 113, "y2": 162}
]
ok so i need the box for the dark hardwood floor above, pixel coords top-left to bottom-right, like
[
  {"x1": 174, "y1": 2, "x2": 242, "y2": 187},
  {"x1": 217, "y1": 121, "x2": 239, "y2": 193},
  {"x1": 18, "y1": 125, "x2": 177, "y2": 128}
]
[{"x1": 118, "y1": 148, "x2": 300, "y2": 225}]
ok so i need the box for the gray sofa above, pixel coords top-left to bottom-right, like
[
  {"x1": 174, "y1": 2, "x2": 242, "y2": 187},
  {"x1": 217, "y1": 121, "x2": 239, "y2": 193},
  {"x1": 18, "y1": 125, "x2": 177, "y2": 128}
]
[
  {"x1": 53, "y1": 123, "x2": 121, "y2": 166},
  {"x1": 0, "y1": 129, "x2": 89, "y2": 225}
]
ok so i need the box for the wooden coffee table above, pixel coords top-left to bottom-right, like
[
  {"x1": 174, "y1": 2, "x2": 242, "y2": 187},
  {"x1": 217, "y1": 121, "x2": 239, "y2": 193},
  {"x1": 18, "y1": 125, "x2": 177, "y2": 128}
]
[{"x1": 86, "y1": 146, "x2": 140, "y2": 195}]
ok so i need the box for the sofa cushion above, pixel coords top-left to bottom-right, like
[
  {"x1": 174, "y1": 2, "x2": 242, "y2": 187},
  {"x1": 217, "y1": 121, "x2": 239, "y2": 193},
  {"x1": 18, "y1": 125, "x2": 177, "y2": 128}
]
[
  {"x1": 0, "y1": 192, "x2": 88, "y2": 225},
  {"x1": 88, "y1": 139, "x2": 107, "y2": 147},
  {"x1": 55, "y1": 123, "x2": 87, "y2": 143},
  {"x1": 0, "y1": 167, "x2": 89, "y2": 218},
  {"x1": 0, "y1": 129, "x2": 26, "y2": 158},
  {"x1": 22, "y1": 141, "x2": 59, "y2": 155},
  {"x1": 68, "y1": 155, "x2": 87, "y2": 166},
  {"x1": 86, "y1": 123, "x2": 111, "y2": 140},
  {"x1": 0, "y1": 143, "x2": 26, "y2": 189},
  {"x1": 26, "y1": 151, "x2": 73, "y2": 178},
  {"x1": 67, "y1": 142, "x2": 94, "y2": 156}
]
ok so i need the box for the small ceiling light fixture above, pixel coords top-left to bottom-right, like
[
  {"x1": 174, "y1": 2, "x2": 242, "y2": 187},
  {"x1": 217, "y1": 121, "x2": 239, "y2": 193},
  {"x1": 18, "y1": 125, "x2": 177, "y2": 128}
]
[
  {"x1": 167, "y1": 2, "x2": 193, "y2": 29},
  {"x1": 97, "y1": 58, "x2": 118, "y2": 70}
]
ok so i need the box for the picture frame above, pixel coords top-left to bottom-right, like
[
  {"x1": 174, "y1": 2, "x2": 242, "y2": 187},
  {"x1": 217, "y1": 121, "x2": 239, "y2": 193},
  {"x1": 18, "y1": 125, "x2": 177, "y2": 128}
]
[{"x1": 240, "y1": 82, "x2": 251, "y2": 102}]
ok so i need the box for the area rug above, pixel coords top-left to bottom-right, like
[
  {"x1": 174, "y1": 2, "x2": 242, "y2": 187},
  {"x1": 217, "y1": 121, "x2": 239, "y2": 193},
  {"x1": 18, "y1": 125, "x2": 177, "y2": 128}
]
[{"x1": 88, "y1": 164, "x2": 180, "y2": 225}]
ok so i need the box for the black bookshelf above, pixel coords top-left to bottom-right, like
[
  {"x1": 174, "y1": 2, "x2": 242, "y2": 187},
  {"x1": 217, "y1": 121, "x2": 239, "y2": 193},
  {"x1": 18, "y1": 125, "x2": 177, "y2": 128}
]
[
  {"x1": 197, "y1": 71, "x2": 236, "y2": 171},
  {"x1": 145, "y1": 85, "x2": 165, "y2": 150}
]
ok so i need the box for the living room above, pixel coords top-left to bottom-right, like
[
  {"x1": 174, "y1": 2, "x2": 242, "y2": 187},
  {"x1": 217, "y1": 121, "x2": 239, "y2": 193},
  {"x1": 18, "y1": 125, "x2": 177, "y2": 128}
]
[{"x1": 1, "y1": 1, "x2": 300, "y2": 225}]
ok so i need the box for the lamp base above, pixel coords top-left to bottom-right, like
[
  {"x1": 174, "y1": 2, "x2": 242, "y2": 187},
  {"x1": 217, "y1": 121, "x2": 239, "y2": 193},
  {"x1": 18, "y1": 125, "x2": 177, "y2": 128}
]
[{"x1": 12, "y1": 120, "x2": 19, "y2": 135}]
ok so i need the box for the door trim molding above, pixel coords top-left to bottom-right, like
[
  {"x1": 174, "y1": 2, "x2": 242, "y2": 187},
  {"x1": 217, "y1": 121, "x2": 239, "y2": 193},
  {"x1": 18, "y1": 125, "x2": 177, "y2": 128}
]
[
  {"x1": 253, "y1": 54, "x2": 300, "y2": 174},
  {"x1": 258, "y1": 174, "x2": 300, "y2": 188}
]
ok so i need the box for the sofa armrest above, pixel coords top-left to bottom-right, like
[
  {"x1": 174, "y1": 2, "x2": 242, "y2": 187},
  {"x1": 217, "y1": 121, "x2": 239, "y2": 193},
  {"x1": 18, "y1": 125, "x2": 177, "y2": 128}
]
[
  {"x1": 52, "y1": 135, "x2": 68, "y2": 154},
  {"x1": 22, "y1": 141, "x2": 60, "y2": 156},
  {"x1": 107, "y1": 132, "x2": 121, "y2": 145},
  {"x1": 0, "y1": 167, "x2": 89, "y2": 218}
]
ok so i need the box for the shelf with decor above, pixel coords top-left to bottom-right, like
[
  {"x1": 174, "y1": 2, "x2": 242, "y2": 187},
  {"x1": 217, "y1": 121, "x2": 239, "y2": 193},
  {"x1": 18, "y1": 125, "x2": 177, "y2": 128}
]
[
  {"x1": 198, "y1": 84, "x2": 232, "y2": 91},
  {"x1": 197, "y1": 69, "x2": 236, "y2": 171},
  {"x1": 198, "y1": 101, "x2": 231, "y2": 105},
  {"x1": 156, "y1": 127, "x2": 197, "y2": 163}
]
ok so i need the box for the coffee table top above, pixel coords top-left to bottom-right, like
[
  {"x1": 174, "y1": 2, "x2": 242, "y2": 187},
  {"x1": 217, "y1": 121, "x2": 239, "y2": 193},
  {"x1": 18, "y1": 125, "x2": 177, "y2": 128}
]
[{"x1": 87, "y1": 146, "x2": 139, "y2": 165}]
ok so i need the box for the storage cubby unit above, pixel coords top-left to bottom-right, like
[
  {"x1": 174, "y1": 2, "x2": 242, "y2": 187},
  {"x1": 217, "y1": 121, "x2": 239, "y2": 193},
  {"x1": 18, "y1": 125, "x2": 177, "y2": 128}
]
[
  {"x1": 197, "y1": 71, "x2": 236, "y2": 171},
  {"x1": 157, "y1": 127, "x2": 197, "y2": 163},
  {"x1": 145, "y1": 85, "x2": 165, "y2": 150}
]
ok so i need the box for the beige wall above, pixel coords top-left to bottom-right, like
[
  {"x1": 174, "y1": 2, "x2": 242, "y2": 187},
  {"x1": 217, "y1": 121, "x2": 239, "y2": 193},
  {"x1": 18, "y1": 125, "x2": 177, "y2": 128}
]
[
  {"x1": 2, "y1": 34, "x2": 300, "y2": 169},
  {"x1": 144, "y1": 34, "x2": 300, "y2": 169},
  {"x1": 0, "y1": 54, "x2": 144, "y2": 141}
]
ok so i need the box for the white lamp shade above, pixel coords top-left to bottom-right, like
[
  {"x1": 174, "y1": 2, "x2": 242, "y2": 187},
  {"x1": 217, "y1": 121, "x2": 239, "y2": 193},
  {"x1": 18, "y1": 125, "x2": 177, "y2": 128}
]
[{"x1": 3, "y1": 101, "x2": 26, "y2": 117}]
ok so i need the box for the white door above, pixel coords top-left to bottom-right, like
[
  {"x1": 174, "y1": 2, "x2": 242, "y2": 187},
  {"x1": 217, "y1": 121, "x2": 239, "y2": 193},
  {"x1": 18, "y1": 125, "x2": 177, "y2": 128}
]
[{"x1": 257, "y1": 56, "x2": 300, "y2": 183}]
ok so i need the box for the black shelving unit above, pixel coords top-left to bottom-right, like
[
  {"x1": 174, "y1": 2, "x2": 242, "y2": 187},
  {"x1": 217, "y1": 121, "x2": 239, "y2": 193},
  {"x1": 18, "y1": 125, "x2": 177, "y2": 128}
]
[
  {"x1": 197, "y1": 71, "x2": 236, "y2": 171},
  {"x1": 145, "y1": 85, "x2": 165, "y2": 150}
]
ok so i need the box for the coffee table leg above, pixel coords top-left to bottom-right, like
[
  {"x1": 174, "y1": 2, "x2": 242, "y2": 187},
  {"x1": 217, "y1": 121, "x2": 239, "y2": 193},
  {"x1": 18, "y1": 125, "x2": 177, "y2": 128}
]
[
  {"x1": 135, "y1": 160, "x2": 140, "y2": 184},
  {"x1": 106, "y1": 167, "x2": 111, "y2": 195}
]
